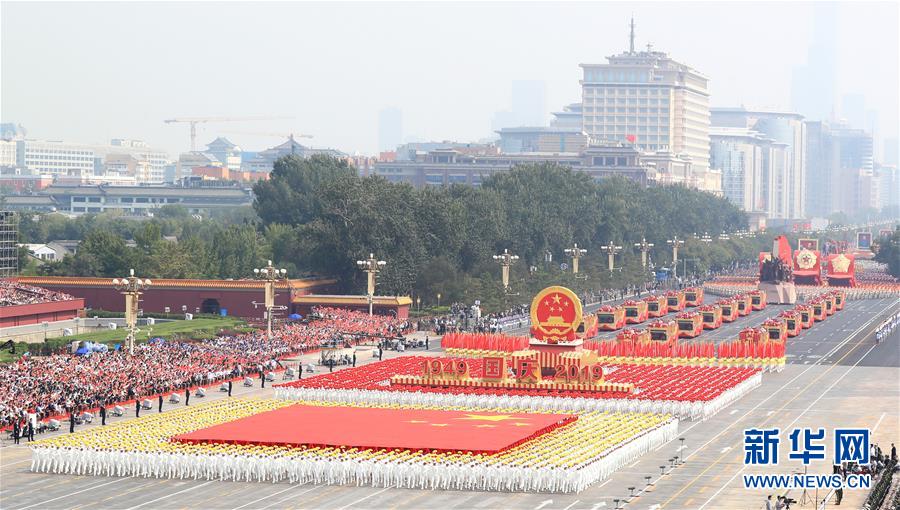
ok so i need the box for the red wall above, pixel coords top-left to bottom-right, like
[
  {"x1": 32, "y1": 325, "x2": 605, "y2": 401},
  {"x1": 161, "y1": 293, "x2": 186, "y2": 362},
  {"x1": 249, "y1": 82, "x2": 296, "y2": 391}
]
[
  {"x1": 0, "y1": 299, "x2": 86, "y2": 328},
  {"x1": 18, "y1": 285, "x2": 296, "y2": 319}
]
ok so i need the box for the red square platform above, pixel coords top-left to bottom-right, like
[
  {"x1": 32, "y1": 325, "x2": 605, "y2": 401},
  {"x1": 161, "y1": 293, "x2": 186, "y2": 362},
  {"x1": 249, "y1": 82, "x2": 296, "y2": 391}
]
[{"x1": 173, "y1": 404, "x2": 576, "y2": 454}]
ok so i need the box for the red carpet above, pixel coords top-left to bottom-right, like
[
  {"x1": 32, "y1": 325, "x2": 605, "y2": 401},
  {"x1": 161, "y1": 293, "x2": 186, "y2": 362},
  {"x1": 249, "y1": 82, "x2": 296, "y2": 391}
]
[{"x1": 173, "y1": 404, "x2": 576, "y2": 454}]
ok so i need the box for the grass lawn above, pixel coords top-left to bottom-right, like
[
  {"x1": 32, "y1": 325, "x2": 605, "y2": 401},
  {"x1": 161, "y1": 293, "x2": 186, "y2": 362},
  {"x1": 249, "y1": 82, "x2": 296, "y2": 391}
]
[{"x1": 0, "y1": 317, "x2": 252, "y2": 364}]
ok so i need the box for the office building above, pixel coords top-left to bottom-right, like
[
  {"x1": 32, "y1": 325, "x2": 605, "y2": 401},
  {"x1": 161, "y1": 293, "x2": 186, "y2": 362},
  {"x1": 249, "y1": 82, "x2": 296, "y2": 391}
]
[
  {"x1": 710, "y1": 127, "x2": 787, "y2": 217},
  {"x1": 805, "y1": 121, "x2": 874, "y2": 218},
  {"x1": 15, "y1": 140, "x2": 95, "y2": 177},
  {"x1": 711, "y1": 108, "x2": 806, "y2": 218},
  {"x1": 372, "y1": 141, "x2": 653, "y2": 187},
  {"x1": 496, "y1": 127, "x2": 591, "y2": 154},
  {"x1": 579, "y1": 23, "x2": 711, "y2": 191},
  {"x1": 378, "y1": 107, "x2": 403, "y2": 152},
  {"x1": 492, "y1": 81, "x2": 548, "y2": 131},
  {"x1": 791, "y1": 2, "x2": 838, "y2": 122},
  {"x1": 0, "y1": 140, "x2": 17, "y2": 167},
  {"x1": 6, "y1": 184, "x2": 253, "y2": 216}
]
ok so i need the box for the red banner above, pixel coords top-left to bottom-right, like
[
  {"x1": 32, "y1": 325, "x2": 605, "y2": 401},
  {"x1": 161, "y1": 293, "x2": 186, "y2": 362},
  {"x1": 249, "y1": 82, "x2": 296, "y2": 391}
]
[{"x1": 174, "y1": 404, "x2": 576, "y2": 454}]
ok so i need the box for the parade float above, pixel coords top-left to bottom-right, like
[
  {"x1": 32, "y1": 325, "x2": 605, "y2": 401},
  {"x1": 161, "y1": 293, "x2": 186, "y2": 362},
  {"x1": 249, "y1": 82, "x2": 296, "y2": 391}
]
[
  {"x1": 826, "y1": 253, "x2": 856, "y2": 287},
  {"x1": 793, "y1": 248, "x2": 823, "y2": 286},
  {"x1": 823, "y1": 293, "x2": 836, "y2": 315},
  {"x1": 830, "y1": 289, "x2": 846, "y2": 310},
  {"x1": 643, "y1": 294, "x2": 668, "y2": 318},
  {"x1": 748, "y1": 289, "x2": 768, "y2": 311},
  {"x1": 684, "y1": 287, "x2": 704, "y2": 307},
  {"x1": 717, "y1": 298, "x2": 739, "y2": 322},
  {"x1": 622, "y1": 299, "x2": 649, "y2": 324},
  {"x1": 762, "y1": 318, "x2": 788, "y2": 343},
  {"x1": 575, "y1": 312, "x2": 599, "y2": 339},
  {"x1": 738, "y1": 326, "x2": 768, "y2": 345},
  {"x1": 735, "y1": 294, "x2": 752, "y2": 316},
  {"x1": 675, "y1": 311, "x2": 704, "y2": 338},
  {"x1": 757, "y1": 235, "x2": 798, "y2": 304},
  {"x1": 809, "y1": 298, "x2": 827, "y2": 321},
  {"x1": 665, "y1": 290, "x2": 686, "y2": 312},
  {"x1": 795, "y1": 304, "x2": 814, "y2": 328},
  {"x1": 596, "y1": 304, "x2": 626, "y2": 331},
  {"x1": 647, "y1": 319, "x2": 679, "y2": 345},
  {"x1": 615, "y1": 328, "x2": 652, "y2": 345},
  {"x1": 699, "y1": 304, "x2": 723, "y2": 330},
  {"x1": 778, "y1": 310, "x2": 803, "y2": 337}
]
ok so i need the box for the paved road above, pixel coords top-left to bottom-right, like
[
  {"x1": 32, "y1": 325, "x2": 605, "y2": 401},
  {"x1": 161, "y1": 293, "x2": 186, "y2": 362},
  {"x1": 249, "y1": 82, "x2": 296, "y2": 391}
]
[{"x1": 1, "y1": 298, "x2": 896, "y2": 510}]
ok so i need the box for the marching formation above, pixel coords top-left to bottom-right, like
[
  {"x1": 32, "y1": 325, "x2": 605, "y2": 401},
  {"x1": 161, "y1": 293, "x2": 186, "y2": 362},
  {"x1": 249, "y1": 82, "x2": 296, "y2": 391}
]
[{"x1": 30, "y1": 399, "x2": 677, "y2": 493}]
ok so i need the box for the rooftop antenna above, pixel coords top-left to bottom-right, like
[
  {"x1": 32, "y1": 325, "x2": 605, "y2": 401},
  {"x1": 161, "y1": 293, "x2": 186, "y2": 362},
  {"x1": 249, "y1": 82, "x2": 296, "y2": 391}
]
[{"x1": 629, "y1": 16, "x2": 636, "y2": 53}]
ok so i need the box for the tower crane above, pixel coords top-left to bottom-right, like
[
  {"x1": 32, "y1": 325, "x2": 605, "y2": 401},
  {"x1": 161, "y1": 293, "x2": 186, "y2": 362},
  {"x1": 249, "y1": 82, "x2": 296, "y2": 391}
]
[{"x1": 163, "y1": 116, "x2": 292, "y2": 151}]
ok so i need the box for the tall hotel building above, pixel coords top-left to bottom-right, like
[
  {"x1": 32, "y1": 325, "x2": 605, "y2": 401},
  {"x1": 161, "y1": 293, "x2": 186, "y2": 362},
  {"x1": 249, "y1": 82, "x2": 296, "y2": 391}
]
[{"x1": 579, "y1": 26, "x2": 712, "y2": 185}]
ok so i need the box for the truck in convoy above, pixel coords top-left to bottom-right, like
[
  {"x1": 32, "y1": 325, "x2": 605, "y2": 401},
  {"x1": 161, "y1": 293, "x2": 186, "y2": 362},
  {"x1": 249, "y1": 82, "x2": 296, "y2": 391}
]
[
  {"x1": 675, "y1": 311, "x2": 704, "y2": 338},
  {"x1": 684, "y1": 287, "x2": 704, "y2": 307},
  {"x1": 643, "y1": 294, "x2": 668, "y2": 318},
  {"x1": 699, "y1": 304, "x2": 723, "y2": 329},
  {"x1": 718, "y1": 298, "x2": 739, "y2": 322},
  {"x1": 596, "y1": 305, "x2": 626, "y2": 331},
  {"x1": 623, "y1": 299, "x2": 649, "y2": 324}
]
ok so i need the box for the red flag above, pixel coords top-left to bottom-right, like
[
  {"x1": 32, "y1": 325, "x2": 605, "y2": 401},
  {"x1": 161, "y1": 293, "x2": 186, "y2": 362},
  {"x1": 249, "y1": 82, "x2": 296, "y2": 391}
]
[{"x1": 626, "y1": 134, "x2": 636, "y2": 143}]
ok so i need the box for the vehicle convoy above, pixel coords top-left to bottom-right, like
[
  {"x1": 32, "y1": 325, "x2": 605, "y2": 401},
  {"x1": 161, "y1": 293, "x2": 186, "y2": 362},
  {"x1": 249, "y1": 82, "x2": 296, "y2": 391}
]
[
  {"x1": 699, "y1": 304, "x2": 723, "y2": 329},
  {"x1": 623, "y1": 299, "x2": 649, "y2": 324},
  {"x1": 665, "y1": 290, "x2": 686, "y2": 313},
  {"x1": 684, "y1": 287, "x2": 704, "y2": 307},
  {"x1": 675, "y1": 311, "x2": 703, "y2": 338},
  {"x1": 718, "y1": 298, "x2": 739, "y2": 322},
  {"x1": 644, "y1": 294, "x2": 668, "y2": 318},
  {"x1": 596, "y1": 305, "x2": 626, "y2": 331}
]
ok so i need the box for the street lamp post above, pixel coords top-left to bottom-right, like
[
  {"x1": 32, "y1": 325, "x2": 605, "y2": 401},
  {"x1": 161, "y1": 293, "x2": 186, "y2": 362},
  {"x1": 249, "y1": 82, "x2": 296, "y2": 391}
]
[
  {"x1": 492, "y1": 249, "x2": 519, "y2": 290},
  {"x1": 564, "y1": 243, "x2": 587, "y2": 274},
  {"x1": 634, "y1": 237, "x2": 655, "y2": 268},
  {"x1": 253, "y1": 260, "x2": 288, "y2": 340},
  {"x1": 600, "y1": 242, "x2": 623, "y2": 272},
  {"x1": 356, "y1": 253, "x2": 386, "y2": 316},
  {"x1": 112, "y1": 269, "x2": 152, "y2": 355},
  {"x1": 667, "y1": 236, "x2": 685, "y2": 278},
  {"x1": 416, "y1": 296, "x2": 421, "y2": 313},
  {"x1": 436, "y1": 293, "x2": 442, "y2": 308}
]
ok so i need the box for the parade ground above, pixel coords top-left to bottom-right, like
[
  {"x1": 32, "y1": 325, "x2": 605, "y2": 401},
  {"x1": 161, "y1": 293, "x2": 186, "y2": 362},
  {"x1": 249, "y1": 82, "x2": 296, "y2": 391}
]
[{"x1": 1, "y1": 296, "x2": 897, "y2": 510}]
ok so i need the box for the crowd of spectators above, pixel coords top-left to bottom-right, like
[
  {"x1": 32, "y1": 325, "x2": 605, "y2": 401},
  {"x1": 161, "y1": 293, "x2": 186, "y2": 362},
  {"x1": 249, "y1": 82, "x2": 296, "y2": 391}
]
[
  {"x1": 0, "y1": 307, "x2": 410, "y2": 429},
  {"x1": 0, "y1": 280, "x2": 76, "y2": 307}
]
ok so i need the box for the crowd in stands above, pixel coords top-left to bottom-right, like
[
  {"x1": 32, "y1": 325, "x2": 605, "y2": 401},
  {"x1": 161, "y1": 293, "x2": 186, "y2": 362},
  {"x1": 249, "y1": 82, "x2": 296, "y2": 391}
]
[
  {"x1": 0, "y1": 280, "x2": 76, "y2": 307},
  {"x1": 0, "y1": 307, "x2": 410, "y2": 429}
]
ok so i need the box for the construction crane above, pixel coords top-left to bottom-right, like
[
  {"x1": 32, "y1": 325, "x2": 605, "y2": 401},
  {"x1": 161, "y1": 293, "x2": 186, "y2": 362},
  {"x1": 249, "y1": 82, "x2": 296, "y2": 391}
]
[{"x1": 163, "y1": 116, "x2": 292, "y2": 151}]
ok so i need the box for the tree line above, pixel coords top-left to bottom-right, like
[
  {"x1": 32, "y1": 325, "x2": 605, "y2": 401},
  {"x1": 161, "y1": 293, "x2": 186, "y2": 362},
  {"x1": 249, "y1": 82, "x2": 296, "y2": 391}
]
[{"x1": 16, "y1": 155, "x2": 774, "y2": 311}]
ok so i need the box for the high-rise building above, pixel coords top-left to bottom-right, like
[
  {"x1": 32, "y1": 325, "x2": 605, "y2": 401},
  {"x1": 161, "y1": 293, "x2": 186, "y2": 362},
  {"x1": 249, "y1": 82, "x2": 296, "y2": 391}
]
[
  {"x1": 804, "y1": 121, "x2": 874, "y2": 218},
  {"x1": 711, "y1": 108, "x2": 807, "y2": 219},
  {"x1": 491, "y1": 81, "x2": 548, "y2": 131},
  {"x1": 710, "y1": 127, "x2": 772, "y2": 214},
  {"x1": 378, "y1": 107, "x2": 403, "y2": 152},
  {"x1": 791, "y1": 2, "x2": 838, "y2": 122},
  {"x1": 579, "y1": 21, "x2": 712, "y2": 191},
  {"x1": 874, "y1": 164, "x2": 898, "y2": 210}
]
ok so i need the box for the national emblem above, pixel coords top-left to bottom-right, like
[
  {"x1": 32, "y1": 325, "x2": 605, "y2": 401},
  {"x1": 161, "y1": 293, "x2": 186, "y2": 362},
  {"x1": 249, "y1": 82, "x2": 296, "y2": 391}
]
[{"x1": 529, "y1": 286, "x2": 583, "y2": 342}]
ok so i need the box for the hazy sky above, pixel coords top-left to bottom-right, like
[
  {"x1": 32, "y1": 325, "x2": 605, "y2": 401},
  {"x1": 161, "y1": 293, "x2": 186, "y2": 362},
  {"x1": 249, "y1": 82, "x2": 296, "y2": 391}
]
[{"x1": 2, "y1": 1, "x2": 898, "y2": 157}]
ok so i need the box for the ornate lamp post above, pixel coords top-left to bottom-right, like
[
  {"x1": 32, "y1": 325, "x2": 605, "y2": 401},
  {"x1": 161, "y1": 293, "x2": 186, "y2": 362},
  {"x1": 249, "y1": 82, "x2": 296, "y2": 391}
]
[
  {"x1": 356, "y1": 253, "x2": 386, "y2": 316},
  {"x1": 600, "y1": 242, "x2": 622, "y2": 272},
  {"x1": 112, "y1": 269, "x2": 152, "y2": 355},
  {"x1": 436, "y1": 293, "x2": 442, "y2": 308},
  {"x1": 492, "y1": 249, "x2": 519, "y2": 290},
  {"x1": 634, "y1": 237, "x2": 655, "y2": 268},
  {"x1": 253, "y1": 260, "x2": 288, "y2": 340},
  {"x1": 564, "y1": 243, "x2": 587, "y2": 274},
  {"x1": 667, "y1": 236, "x2": 685, "y2": 278}
]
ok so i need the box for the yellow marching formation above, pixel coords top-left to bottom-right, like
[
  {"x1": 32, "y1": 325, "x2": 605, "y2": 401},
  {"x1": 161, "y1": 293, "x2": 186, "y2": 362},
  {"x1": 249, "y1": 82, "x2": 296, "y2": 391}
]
[{"x1": 30, "y1": 399, "x2": 677, "y2": 493}]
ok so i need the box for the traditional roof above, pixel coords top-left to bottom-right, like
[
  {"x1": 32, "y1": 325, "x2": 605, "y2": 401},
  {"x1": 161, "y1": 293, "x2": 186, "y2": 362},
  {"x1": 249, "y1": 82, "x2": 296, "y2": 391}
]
[
  {"x1": 291, "y1": 294, "x2": 413, "y2": 306},
  {"x1": 15, "y1": 276, "x2": 337, "y2": 291}
]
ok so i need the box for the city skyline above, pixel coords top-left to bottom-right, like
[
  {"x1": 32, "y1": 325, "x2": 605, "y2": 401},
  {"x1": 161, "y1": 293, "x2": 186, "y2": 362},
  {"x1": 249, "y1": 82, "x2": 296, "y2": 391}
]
[{"x1": 1, "y1": 2, "x2": 897, "y2": 158}]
